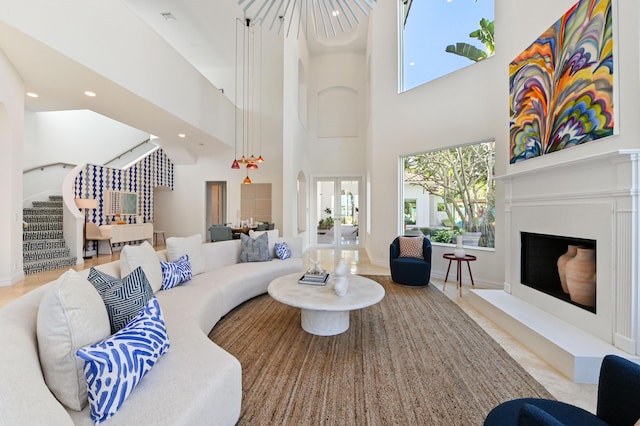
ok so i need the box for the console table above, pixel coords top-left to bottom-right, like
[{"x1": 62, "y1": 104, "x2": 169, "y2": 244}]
[{"x1": 99, "y1": 223, "x2": 154, "y2": 248}]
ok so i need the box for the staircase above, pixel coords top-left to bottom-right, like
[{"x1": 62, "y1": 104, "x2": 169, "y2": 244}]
[{"x1": 23, "y1": 195, "x2": 77, "y2": 275}]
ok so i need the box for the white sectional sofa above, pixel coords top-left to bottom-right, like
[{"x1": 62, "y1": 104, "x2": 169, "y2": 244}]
[{"x1": 0, "y1": 234, "x2": 303, "y2": 425}]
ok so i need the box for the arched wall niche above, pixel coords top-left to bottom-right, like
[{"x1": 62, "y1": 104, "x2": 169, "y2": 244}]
[{"x1": 317, "y1": 86, "x2": 358, "y2": 138}]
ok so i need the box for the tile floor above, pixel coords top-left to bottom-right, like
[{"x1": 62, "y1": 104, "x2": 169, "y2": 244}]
[{"x1": 0, "y1": 246, "x2": 597, "y2": 414}]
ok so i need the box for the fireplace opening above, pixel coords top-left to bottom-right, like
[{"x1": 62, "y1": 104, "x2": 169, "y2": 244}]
[{"x1": 521, "y1": 232, "x2": 596, "y2": 313}]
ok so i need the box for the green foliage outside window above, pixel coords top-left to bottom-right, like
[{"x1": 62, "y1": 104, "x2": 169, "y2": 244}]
[{"x1": 404, "y1": 141, "x2": 495, "y2": 248}]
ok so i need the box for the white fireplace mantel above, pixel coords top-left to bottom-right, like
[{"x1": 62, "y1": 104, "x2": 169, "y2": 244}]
[{"x1": 473, "y1": 149, "x2": 640, "y2": 383}]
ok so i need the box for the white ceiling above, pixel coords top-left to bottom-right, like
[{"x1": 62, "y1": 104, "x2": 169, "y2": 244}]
[{"x1": 1, "y1": 0, "x2": 369, "y2": 158}]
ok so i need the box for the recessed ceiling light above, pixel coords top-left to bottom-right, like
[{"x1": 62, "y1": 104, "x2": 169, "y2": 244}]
[
  {"x1": 178, "y1": 133, "x2": 186, "y2": 138},
  {"x1": 26, "y1": 92, "x2": 39, "y2": 98},
  {"x1": 84, "y1": 91, "x2": 96, "y2": 97}
]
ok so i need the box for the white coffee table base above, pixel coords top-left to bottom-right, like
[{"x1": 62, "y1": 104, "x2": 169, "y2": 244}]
[
  {"x1": 301, "y1": 309, "x2": 349, "y2": 336},
  {"x1": 268, "y1": 273, "x2": 385, "y2": 337}
]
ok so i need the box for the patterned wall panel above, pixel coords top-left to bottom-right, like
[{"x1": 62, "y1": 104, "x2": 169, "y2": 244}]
[{"x1": 74, "y1": 149, "x2": 174, "y2": 226}]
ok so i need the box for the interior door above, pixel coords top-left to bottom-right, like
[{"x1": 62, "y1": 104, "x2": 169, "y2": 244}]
[
  {"x1": 314, "y1": 177, "x2": 360, "y2": 247},
  {"x1": 206, "y1": 182, "x2": 227, "y2": 239}
]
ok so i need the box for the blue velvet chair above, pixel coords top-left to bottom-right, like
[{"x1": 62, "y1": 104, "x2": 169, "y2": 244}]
[
  {"x1": 484, "y1": 354, "x2": 640, "y2": 426},
  {"x1": 389, "y1": 236, "x2": 432, "y2": 286}
]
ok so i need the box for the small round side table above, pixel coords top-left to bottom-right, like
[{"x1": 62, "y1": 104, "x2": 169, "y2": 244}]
[{"x1": 442, "y1": 253, "x2": 477, "y2": 296}]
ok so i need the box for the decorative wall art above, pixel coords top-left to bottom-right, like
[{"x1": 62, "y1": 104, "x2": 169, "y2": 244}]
[
  {"x1": 509, "y1": 0, "x2": 614, "y2": 164},
  {"x1": 74, "y1": 148, "x2": 174, "y2": 225}
]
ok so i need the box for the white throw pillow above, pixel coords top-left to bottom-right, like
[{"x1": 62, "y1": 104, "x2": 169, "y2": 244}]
[
  {"x1": 166, "y1": 234, "x2": 205, "y2": 275},
  {"x1": 120, "y1": 241, "x2": 163, "y2": 293},
  {"x1": 37, "y1": 269, "x2": 111, "y2": 411}
]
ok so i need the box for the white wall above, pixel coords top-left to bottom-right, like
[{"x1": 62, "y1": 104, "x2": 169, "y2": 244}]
[
  {"x1": 22, "y1": 110, "x2": 149, "y2": 203},
  {"x1": 308, "y1": 52, "x2": 367, "y2": 177},
  {"x1": 153, "y1": 28, "x2": 286, "y2": 241},
  {"x1": 0, "y1": 0, "x2": 234, "y2": 150},
  {"x1": 366, "y1": 0, "x2": 640, "y2": 286},
  {"x1": 24, "y1": 110, "x2": 148, "y2": 169},
  {"x1": 153, "y1": 151, "x2": 284, "y2": 242},
  {"x1": 367, "y1": 0, "x2": 505, "y2": 285},
  {"x1": 281, "y1": 23, "x2": 369, "y2": 244},
  {"x1": 0, "y1": 50, "x2": 24, "y2": 285},
  {"x1": 282, "y1": 33, "x2": 311, "y2": 239}
]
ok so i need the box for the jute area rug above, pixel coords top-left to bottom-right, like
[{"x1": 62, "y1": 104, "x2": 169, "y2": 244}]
[{"x1": 208, "y1": 275, "x2": 552, "y2": 425}]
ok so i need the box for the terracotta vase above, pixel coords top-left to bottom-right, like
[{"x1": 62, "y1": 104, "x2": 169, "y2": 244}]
[
  {"x1": 557, "y1": 245, "x2": 578, "y2": 294},
  {"x1": 565, "y1": 248, "x2": 596, "y2": 307}
]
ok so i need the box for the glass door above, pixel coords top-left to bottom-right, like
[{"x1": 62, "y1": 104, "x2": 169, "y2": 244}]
[{"x1": 314, "y1": 178, "x2": 361, "y2": 247}]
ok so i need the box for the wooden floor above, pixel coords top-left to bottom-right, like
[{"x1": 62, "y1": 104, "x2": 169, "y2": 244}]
[{"x1": 0, "y1": 244, "x2": 162, "y2": 308}]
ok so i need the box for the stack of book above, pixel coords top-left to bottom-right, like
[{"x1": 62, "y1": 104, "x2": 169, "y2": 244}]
[{"x1": 298, "y1": 271, "x2": 330, "y2": 285}]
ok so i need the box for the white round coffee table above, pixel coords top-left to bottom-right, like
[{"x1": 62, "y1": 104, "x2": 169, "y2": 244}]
[{"x1": 268, "y1": 273, "x2": 385, "y2": 336}]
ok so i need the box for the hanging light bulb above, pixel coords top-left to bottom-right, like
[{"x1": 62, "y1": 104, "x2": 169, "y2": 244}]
[
  {"x1": 233, "y1": 18, "x2": 266, "y2": 171},
  {"x1": 243, "y1": 174, "x2": 252, "y2": 184}
]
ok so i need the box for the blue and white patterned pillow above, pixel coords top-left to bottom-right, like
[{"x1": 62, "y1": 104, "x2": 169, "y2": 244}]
[
  {"x1": 160, "y1": 254, "x2": 192, "y2": 290},
  {"x1": 274, "y1": 242, "x2": 291, "y2": 260},
  {"x1": 87, "y1": 267, "x2": 120, "y2": 294},
  {"x1": 76, "y1": 297, "x2": 170, "y2": 424},
  {"x1": 87, "y1": 266, "x2": 154, "y2": 333}
]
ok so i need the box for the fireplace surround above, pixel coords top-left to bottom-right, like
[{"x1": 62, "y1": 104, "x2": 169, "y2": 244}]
[{"x1": 471, "y1": 150, "x2": 640, "y2": 383}]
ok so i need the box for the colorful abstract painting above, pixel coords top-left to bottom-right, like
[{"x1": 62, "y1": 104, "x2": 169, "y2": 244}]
[{"x1": 509, "y1": 0, "x2": 614, "y2": 164}]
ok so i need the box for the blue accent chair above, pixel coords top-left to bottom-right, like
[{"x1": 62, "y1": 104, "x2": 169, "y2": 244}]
[
  {"x1": 389, "y1": 236, "x2": 432, "y2": 286},
  {"x1": 484, "y1": 354, "x2": 640, "y2": 426}
]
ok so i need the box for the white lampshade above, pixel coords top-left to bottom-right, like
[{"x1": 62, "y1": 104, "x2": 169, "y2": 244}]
[{"x1": 75, "y1": 198, "x2": 98, "y2": 210}]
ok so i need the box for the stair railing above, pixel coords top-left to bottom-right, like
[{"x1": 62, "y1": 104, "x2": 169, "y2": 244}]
[
  {"x1": 23, "y1": 162, "x2": 76, "y2": 175},
  {"x1": 103, "y1": 138, "x2": 153, "y2": 168}
]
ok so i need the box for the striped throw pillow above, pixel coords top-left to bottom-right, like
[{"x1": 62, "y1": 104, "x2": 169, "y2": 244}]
[
  {"x1": 77, "y1": 297, "x2": 169, "y2": 424},
  {"x1": 399, "y1": 237, "x2": 424, "y2": 259},
  {"x1": 87, "y1": 267, "x2": 154, "y2": 333}
]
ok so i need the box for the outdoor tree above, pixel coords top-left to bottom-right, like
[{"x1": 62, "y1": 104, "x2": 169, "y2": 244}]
[
  {"x1": 445, "y1": 17, "x2": 495, "y2": 62},
  {"x1": 405, "y1": 142, "x2": 495, "y2": 246}
]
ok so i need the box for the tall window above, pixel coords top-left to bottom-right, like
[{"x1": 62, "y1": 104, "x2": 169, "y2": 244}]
[
  {"x1": 402, "y1": 140, "x2": 495, "y2": 248},
  {"x1": 399, "y1": 0, "x2": 495, "y2": 92}
]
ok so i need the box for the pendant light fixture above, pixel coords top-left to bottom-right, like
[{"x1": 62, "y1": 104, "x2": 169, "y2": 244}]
[
  {"x1": 239, "y1": 0, "x2": 378, "y2": 40},
  {"x1": 231, "y1": 17, "x2": 264, "y2": 175}
]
